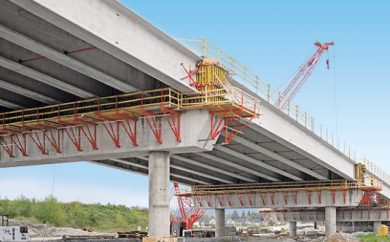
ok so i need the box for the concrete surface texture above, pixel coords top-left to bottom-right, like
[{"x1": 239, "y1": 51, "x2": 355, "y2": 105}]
[{"x1": 0, "y1": 0, "x2": 390, "y2": 238}]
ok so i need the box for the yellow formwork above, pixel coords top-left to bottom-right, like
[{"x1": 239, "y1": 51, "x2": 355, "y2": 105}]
[{"x1": 196, "y1": 59, "x2": 228, "y2": 104}]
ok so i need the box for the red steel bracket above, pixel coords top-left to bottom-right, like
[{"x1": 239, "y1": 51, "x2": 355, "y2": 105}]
[
  {"x1": 64, "y1": 126, "x2": 82, "y2": 152},
  {"x1": 317, "y1": 191, "x2": 322, "y2": 204},
  {"x1": 29, "y1": 131, "x2": 47, "y2": 155},
  {"x1": 306, "y1": 191, "x2": 312, "y2": 205},
  {"x1": 13, "y1": 133, "x2": 28, "y2": 156},
  {"x1": 210, "y1": 110, "x2": 255, "y2": 144},
  {"x1": 161, "y1": 107, "x2": 181, "y2": 143},
  {"x1": 121, "y1": 118, "x2": 138, "y2": 147},
  {"x1": 247, "y1": 193, "x2": 254, "y2": 206},
  {"x1": 216, "y1": 195, "x2": 224, "y2": 207},
  {"x1": 283, "y1": 193, "x2": 289, "y2": 205},
  {"x1": 80, "y1": 124, "x2": 98, "y2": 150},
  {"x1": 45, "y1": 129, "x2": 62, "y2": 153},
  {"x1": 141, "y1": 109, "x2": 162, "y2": 144},
  {"x1": 237, "y1": 193, "x2": 245, "y2": 206},
  {"x1": 180, "y1": 63, "x2": 198, "y2": 87},
  {"x1": 103, "y1": 121, "x2": 121, "y2": 148},
  {"x1": 0, "y1": 135, "x2": 14, "y2": 157}
]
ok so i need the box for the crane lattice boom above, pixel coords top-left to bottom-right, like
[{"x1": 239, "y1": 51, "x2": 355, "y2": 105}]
[{"x1": 275, "y1": 42, "x2": 334, "y2": 110}]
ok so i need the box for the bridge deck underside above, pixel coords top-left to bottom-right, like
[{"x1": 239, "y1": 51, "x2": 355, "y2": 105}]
[
  {"x1": 93, "y1": 127, "x2": 339, "y2": 186},
  {"x1": 1, "y1": 0, "x2": 384, "y2": 194}
]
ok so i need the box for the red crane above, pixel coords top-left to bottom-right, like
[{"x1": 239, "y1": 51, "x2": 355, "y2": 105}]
[
  {"x1": 275, "y1": 42, "x2": 334, "y2": 110},
  {"x1": 171, "y1": 182, "x2": 207, "y2": 229}
]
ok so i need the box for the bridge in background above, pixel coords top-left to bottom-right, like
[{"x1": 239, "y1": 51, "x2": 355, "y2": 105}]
[{"x1": 0, "y1": 0, "x2": 389, "y2": 238}]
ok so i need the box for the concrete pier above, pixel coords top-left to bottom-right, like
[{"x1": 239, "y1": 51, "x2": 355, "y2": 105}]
[
  {"x1": 215, "y1": 208, "x2": 226, "y2": 237},
  {"x1": 148, "y1": 151, "x2": 170, "y2": 237},
  {"x1": 373, "y1": 221, "x2": 382, "y2": 235},
  {"x1": 289, "y1": 222, "x2": 297, "y2": 237},
  {"x1": 325, "y1": 207, "x2": 336, "y2": 235}
]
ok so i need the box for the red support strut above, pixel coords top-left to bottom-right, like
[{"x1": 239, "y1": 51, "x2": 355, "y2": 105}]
[
  {"x1": 29, "y1": 131, "x2": 47, "y2": 155},
  {"x1": 0, "y1": 135, "x2": 14, "y2": 157}
]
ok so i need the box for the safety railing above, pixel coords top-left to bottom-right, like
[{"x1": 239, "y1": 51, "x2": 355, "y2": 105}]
[
  {"x1": 186, "y1": 179, "x2": 381, "y2": 196},
  {"x1": 0, "y1": 86, "x2": 260, "y2": 132},
  {"x1": 0, "y1": 88, "x2": 181, "y2": 127},
  {"x1": 178, "y1": 37, "x2": 390, "y2": 187}
]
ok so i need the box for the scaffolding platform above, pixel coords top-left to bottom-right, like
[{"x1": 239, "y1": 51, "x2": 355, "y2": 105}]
[{"x1": 178, "y1": 179, "x2": 383, "y2": 197}]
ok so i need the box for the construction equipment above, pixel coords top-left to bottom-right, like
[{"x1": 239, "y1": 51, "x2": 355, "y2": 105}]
[
  {"x1": 171, "y1": 182, "x2": 207, "y2": 231},
  {"x1": 0, "y1": 59, "x2": 260, "y2": 160},
  {"x1": 0, "y1": 215, "x2": 30, "y2": 242},
  {"x1": 275, "y1": 42, "x2": 334, "y2": 110},
  {"x1": 355, "y1": 163, "x2": 367, "y2": 180}
]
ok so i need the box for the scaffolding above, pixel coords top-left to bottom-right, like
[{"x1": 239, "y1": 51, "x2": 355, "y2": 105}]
[
  {"x1": 0, "y1": 59, "x2": 260, "y2": 157},
  {"x1": 174, "y1": 180, "x2": 382, "y2": 208},
  {"x1": 178, "y1": 179, "x2": 382, "y2": 197}
]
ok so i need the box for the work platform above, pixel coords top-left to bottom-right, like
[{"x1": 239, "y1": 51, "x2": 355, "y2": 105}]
[
  {"x1": 0, "y1": 61, "x2": 260, "y2": 159},
  {"x1": 176, "y1": 179, "x2": 382, "y2": 209},
  {"x1": 1, "y1": 0, "x2": 390, "y2": 238}
]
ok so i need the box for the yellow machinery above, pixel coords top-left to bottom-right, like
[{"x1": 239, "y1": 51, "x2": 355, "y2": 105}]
[
  {"x1": 379, "y1": 224, "x2": 389, "y2": 236},
  {"x1": 354, "y1": 163, "x2": 367, "y2": 180}
]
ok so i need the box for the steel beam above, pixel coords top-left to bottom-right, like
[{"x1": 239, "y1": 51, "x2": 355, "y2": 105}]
[
  {"x1": 0, "y1": 56, "x2": 94, "y2": 98},
  {"x1": 0, "y1": 98, "x2": 25, "y2": 109},
  {"x1": 0, "y1": 79, "x2": 59, "y2": 104},
  {"x1": 214, "y1": 145, "x2": 303, "y2": 181},
  {"x1": 234, "y1": 136, "x2": 327, "y2": 180},
  {"x1": 172, "y1": 155, "x2": 255, "y2": 183},
  {"x1": 97, "y1": 159, "x2": 209, "y2": 185},
  {"x1": 134, "y1": 157, "x2": 228, "y2": 184},
  {"x1": 196, "y1": 152, "x2": 279, "y2": 182},
  {"x1": 0, "y1": 24, "x2": 137, "y2": 93},
  {"x1": 11, "y1": 0, "x2": 199, "y2": 93},
  {"x1": 170, "y1": 174, "x2": 208, "y2": 185}
]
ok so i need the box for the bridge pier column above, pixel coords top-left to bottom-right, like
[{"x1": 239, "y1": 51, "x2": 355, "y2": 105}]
[
  {"x1": 215, "y1": 208, "x2": 226, "y2": 237},
  {"x1": 373, "y1": 221, "x2": 382, "y2": 234},
  {"x1": 325, "y1": 207, "x2": 336, "y2": 236},
  {"x1": 148, "y1": 151, "x2": 170, "y2": 237},
  {"x1": 289, "y1": 221, "x2": 297, "y2": 237}
]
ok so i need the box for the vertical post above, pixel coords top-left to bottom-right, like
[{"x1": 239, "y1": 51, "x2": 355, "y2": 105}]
[
  {"x1": 266, "y1": 83, "x2": 270, "y2": 102},
  {"x1": 148, "y1": 151, "x2": 170, "y2": 238},
  {"x1": 215, "y1": 208, "x2": 226, "y2": 238},
  {"x1": 304, "y1": 112, "x2": 307, "y2": 128},
  {"x1": 289, "y1": 221, "x2": 297, "y2": 237},
  {"x1": 325, "y1": 207, "x2": 336, "y2": 236}
]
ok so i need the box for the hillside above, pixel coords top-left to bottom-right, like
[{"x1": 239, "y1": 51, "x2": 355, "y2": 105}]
[{"x1": 0, "y1": 196, "x2": 148, "y2": 232}]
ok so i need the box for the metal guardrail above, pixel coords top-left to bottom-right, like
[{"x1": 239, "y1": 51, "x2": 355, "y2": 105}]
[
  {"x1": 185, "y1": 179, "x2": 381, "y2": 196},
  {"x1": 178, "y1": 37, "x2": 390, "y2": 186}
]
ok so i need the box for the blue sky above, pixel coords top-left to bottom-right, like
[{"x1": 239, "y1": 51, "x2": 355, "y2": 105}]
[{"x1": 1, "y1": 1, "x2": 389, "y2": 207}]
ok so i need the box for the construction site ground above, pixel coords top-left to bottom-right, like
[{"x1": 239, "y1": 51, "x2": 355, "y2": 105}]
[{"x1": 10, "y1": 219, "x2": 383, "y2": 242}]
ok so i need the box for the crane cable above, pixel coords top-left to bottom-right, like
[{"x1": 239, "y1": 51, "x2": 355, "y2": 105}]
[
  {"x1": 331, "y1": 47, "x2": 339, "y2": 148},
  {"x1": 42, "y1": 166, "x2": 56, "y2": 241}
]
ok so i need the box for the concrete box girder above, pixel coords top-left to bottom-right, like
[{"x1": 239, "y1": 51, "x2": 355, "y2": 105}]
[
  {"x1": 11, "y1": 0, "x2": 199, "y2": 93},
  {"x1": 0, "y1": 110, "x2": 217, "y2": 167}
]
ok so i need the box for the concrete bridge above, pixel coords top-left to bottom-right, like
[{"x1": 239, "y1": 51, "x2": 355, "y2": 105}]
[{"x1": 0, "y1": 0, "x2": 389, "y2": 238}]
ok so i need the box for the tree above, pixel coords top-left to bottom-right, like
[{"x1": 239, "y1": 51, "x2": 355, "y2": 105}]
[{"x1": 231, "y1": 210, "x2": 239, "y2": 220}]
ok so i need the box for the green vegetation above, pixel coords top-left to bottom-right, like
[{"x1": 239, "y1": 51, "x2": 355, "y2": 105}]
[
  {"x1": 0, "y1": 196, "x2": 148, "y2": 232},
  {"x1": 359, "y1": 234, "x2": 390, "y2": 242}
]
